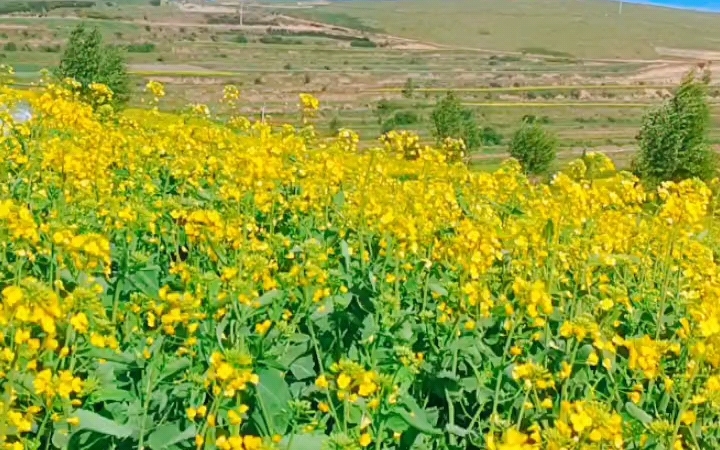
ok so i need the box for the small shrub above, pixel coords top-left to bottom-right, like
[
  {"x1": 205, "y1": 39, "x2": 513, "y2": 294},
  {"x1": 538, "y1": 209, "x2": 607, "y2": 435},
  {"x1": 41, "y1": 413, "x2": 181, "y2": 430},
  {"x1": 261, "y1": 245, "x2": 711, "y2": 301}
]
[
  {"x1": 329, "y1": 116, "x2": 342, "y2": 134},
  {"x1": 259, "y1": 35, "x2": 301, "y2": 45},
  {"x1": 381, "y1": 110, "x2": 420, "y2": 133},
  {"x1": 39, "y1": 44, "x2": 61, "y2": 53},
  {"x1": 479, "y1": 126, "x2": 503, "y2": 146},
  {"x1": 233, "y1": 34, "x2": 248, "y2": 44},
  {"x1": 634, "y1": 69, "x2": 717, "y2": 182},
  {"x1": 304, "y1": 73, "x2": 311, "y2": 84},
  {"x1": 3, "y1": 42, "x2": 17, "y2": 52},
  {"x1": 401, "y1": 78, "x2": 415, "y2": 99},
  {"x1": 349, "y1": 38, "x2": 376, "y2": 48},
  {"x1": 148, "y1": 0, "x2": 161, "y2": 5},
  {"x1": 56, "y1": 23, "x2": 130, "y2": 108},
  {"x1": 431, "y1": 92, "x2": 482, "y2": 151},
  {"x1": 509, "y1": 121, "x2": 557, "y2": 175},
  {"x1": 126, "y1": 42, "x2": 155, "y2": 53},
  {"x1": 283, "y1": 63, "x2": 292, "y2": 70}
]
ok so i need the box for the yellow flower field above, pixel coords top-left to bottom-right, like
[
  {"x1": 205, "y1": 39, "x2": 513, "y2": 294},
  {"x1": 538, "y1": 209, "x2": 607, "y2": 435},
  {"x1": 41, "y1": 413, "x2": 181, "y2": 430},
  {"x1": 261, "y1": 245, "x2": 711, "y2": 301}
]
[{"x1": 1, "y1": 77, "x2": 720, "y2": 450}]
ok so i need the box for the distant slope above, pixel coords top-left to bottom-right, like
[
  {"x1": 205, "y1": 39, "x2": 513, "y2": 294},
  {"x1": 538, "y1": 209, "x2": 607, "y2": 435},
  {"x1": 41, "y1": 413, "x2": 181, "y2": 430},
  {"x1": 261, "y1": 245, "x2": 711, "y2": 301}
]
[{"x1": 281, "y1": 0, "x2": 720, "y2": 59}]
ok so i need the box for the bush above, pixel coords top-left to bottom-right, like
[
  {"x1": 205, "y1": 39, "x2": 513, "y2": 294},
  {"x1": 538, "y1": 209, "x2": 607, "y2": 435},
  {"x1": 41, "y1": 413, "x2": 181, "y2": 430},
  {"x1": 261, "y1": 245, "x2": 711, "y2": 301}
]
[
  {"x1": 431, "y1": 92, "x2": 482, "y2": 151},
  {"x1": 55, "y1": 23, "x2": 130, "y2": 108},
  {"x1": 233, "y1": 34, "x2": 248, "y2": 44},
  {"x1": 3, "y1": 42, "x2": 17, "y2": 52},
  {"x1": 634, "y1": 69, "x2": 717, "y2": 182},
  {"x1": 328, "y1": 116, "x2": 342, "y2": 134},
  {"x1": 126, "y1": 42, "x2": 155, "y2": 53},
  {"x1": 479, "y1": 126, "x2": 503, "y2": 146},
  {"x1": 509, "y1": 121, "x2": 558, "y2": 175},
  {"x1": 349, "y1": 38, "x2": 376, "y2": 48},
  {"x1": 401, "y1": 77, "x2": 415, "y2": 99},
  {"x1": 39, "y1": 44, "x2": 61, "y2": 53},
  {"x1": 259, "y1": 35, "x2": 301, "y2": 45},
  {"x1": 381, "y1": 110, "x2": 420, "y2": 133}
]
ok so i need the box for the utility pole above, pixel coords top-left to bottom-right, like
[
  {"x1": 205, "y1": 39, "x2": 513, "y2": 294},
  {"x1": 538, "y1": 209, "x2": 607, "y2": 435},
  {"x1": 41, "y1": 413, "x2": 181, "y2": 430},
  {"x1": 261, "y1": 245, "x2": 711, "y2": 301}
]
[
  {"x1": 619, "y1": 0, "x2": 623, "y2": 14},
  {"x1": 239, "y1": 0, "x2": 244, "y2": 26}
]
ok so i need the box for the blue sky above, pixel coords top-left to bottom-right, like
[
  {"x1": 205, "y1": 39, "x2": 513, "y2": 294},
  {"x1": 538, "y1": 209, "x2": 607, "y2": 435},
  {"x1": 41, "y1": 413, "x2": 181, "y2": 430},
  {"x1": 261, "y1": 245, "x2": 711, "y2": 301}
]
[{"x1": 616, "y1": 0, "x2": 720, "y2": 12}]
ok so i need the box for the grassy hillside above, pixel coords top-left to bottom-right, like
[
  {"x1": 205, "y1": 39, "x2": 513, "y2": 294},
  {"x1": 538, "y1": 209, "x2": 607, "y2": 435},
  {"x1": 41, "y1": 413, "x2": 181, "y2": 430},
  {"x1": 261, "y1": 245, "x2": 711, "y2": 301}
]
[{"x1": 284, "y1": 0, "x2": 720, "y2": 59}]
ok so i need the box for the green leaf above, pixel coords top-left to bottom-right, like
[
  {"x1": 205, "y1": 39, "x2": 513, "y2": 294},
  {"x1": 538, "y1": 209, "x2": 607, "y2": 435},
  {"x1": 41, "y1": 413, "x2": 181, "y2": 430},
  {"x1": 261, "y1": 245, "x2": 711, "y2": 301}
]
[
  {"x1": 289, "y1": 355, "x2": 316, "y2": 381},
  {"x1": 147, "y1": 423, "x2": 196, "y2": 450},
  {"x1": 252, "y1": 368, "x2": 292, "y2": 436},
  {"x1": 340, "y1": 240, "x2": 350, "y2": 271},
  {"x1": 384, "y1": 413, "x2": 410, "y2": 433},
  {"x1": 90, "y1": 386, "x2": 133, "y2": 403},
  {"x1": 51, "y1": 425, "x2": 71, "y2": 449},
  {"x1": 281, "y1": 434, "x2": 328, "y2": 450},
  {"x1": 428, "y1": 281, "x2": 448, "y2": 296},
  {"x1": 257, "y1": 289, "x2": 283, "y2": 307},
  {"x1": 625, "y1": 402, "x2": 653, "y2": 425},
  {"x1": 396, "y1": 409, "x2": 442, "y2": 436},
  {"x1": 396, "y1": 398, "x2": 443, "y2": 436},
  {"x1": 277, "y1": 337, "x2": 311, "y2": 368},
  {"x1": 126, "y1": 265, "x2": 161, "y2": 298},
  {"x1": 446, "y1": 424, "x2": 471, "y2": 438},
  {"x1": 73, "y1": 409, "x2": 134, "y2": 438},
  {"x1": 159, "y1": 357, "x2": 191, "y2": 382}
]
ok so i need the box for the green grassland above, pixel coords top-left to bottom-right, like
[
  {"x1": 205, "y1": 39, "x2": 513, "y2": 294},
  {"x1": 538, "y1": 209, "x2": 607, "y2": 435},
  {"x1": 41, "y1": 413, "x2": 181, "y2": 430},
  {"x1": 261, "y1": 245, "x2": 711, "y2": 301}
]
[{"x1": 280, "y1": 0, "x2": 720, "y2": 59}]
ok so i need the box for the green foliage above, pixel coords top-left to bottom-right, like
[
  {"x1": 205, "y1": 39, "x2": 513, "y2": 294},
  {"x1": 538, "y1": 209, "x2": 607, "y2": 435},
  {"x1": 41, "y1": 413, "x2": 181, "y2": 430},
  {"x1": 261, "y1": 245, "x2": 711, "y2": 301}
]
[
  {"x1": 233, "y1": 34, "x2": 248, "y2": 44},
  {"x1": 259, "y1": 35, "x2": 302, "y2": 45},
  {"x1": 634, "y1": 69, "x2": 717, "y2": 182},
  {"x1": 401, "y1": 77, "x2": 415, "y2": 99},
  {"x1": 381, "y1": 110, "x2": 420, "y2": 134},
  {"x1": 0, "y1": 0, "x2": 94, "y2": 14},
  {"x1": 349, "y1": 38, "x2": 377, "y2": 48},
  {"x1": 126, "y1": 42, "x2": 155, "y2": 53},
  {"x1": 480, "y1": 125, "x2": 503, "y2": 146},
  {"x1": 55, "y1": 23, "x2": 130, "y2": 108},
  {"x1": 3, "y1": 42, "x2": 17, "y2": 52},
  {"x1": 431, "y1": 92, "x2": 482, "y2": 151},
  {"x1": 328, "y1": 116, "x2": 342, "y2": 134},
  {"x1": 509, "y1": 120, "x2": 557, "y2": 175}
]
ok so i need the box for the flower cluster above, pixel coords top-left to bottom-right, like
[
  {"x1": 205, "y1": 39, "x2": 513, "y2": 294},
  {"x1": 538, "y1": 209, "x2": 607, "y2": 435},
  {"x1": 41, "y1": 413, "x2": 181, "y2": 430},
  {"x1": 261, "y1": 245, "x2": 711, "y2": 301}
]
[{"x1": 0, "y1": 77, "x2": 719, "y2": 450}]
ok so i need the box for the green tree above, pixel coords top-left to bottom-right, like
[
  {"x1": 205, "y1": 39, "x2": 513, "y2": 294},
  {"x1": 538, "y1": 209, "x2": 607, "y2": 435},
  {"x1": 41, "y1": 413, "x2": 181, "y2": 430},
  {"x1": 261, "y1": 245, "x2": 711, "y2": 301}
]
[
  {"x1": 509, "y1": 120, "x2": 557, "y2": 175},
  {"x1": 55, "y1": 23, "x2": 130, "y2": 107},
  {"x1": 634, "y1": 69, "x2": 716, "y2": 182},
  {"x1": 431, "y1": 92, "x2": 481, "y2": 151}
]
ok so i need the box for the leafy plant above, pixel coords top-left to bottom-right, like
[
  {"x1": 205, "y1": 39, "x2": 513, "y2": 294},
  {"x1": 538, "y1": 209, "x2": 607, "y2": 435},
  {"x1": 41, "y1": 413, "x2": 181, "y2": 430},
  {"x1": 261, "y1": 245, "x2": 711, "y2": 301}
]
[
  {"x1": 381, "y1": 110, "x2": 420, "y2": 134},
  {"x1": 509, "y1": 120, "x2": 557, "y2": 175},
  {"x1": 55, "y1": 23, "x2": 130, "y2": 107},
  {"x1": 401, "y1": 78, "x2": 415, "y2": 99},
  {"x1": 634, "y1": 68, "x2": 717, "y2": 182},
  {"x1": 431, "y1": 92, "x2": 482, "y2": 151},
  {"x1": 126, "y1": 42, "x2": 156, "y2": 53}
]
